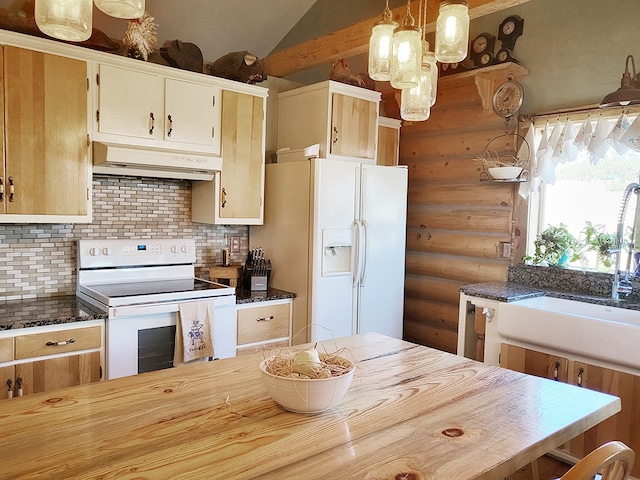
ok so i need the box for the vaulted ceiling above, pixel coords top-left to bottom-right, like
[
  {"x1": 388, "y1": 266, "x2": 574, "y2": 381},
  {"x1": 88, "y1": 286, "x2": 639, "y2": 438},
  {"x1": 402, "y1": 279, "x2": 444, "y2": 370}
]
[{"x1": 1, "y1": 0, "x2": 529, "y2": 79}]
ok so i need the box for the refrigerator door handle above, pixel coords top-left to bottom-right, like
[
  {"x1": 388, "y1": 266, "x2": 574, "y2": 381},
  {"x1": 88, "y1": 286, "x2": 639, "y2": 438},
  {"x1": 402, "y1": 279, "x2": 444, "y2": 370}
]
[
  {"x1": 352, "y1": 220, "x2": 360, "y2": 286},
  {"x1": 359, "y1": 220, "x2": 368, "y2": 286}
]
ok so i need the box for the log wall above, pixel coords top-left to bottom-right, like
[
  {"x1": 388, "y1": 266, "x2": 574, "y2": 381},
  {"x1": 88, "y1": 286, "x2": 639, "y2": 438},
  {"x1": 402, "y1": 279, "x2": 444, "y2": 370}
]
[{"x1": 383, "y1": 63, "x2": 529, "y2": 353}]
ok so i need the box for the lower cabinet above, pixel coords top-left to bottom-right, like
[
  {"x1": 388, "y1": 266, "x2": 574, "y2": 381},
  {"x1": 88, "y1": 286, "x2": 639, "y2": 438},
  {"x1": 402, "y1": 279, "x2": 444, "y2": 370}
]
[
  {"x1": 236, "y1": 299, "x2": 292, "y2": 355},
  {"x1": 500, "y1": 343, "x2": 640, "y2": 478},
  {"x1": 1, "y1": 322, "x2": 104, "y2": 400}
]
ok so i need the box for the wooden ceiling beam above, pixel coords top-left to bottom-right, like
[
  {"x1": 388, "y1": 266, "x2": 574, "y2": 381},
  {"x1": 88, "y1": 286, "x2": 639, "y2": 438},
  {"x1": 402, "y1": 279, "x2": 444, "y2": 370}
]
[{"x1": 263, "y1": 0, "x2": 530, "y2": 78}]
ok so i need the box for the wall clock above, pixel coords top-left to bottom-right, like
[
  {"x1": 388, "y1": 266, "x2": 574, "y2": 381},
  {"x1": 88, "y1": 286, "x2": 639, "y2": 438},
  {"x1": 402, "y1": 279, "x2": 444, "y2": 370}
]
[
  {"x1": 492, "y1": 75, "x2": 524, "y2": 118},
  {"x1": 498, "y1": 15, "x2": 524, "y2": 50},
  {"x1": 494, "y1": 47, "x2": 519, "y2": 65},
  {"x1": 471, "y1": 32, "x2": 495, "y2": 68}
]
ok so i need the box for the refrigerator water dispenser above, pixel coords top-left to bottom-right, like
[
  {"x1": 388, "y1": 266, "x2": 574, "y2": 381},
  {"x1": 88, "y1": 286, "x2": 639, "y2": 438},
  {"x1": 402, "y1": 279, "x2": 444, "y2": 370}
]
[{"x1": 322, "y1": 229, "x2": 352, "y2": 276}]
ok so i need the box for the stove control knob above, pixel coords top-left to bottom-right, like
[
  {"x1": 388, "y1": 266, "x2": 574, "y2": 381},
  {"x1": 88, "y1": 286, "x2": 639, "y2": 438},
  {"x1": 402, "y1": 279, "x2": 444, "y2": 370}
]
[
  {"x1": 171, "y1": 245, "x2": 178, "y2": 253},
  {"x1": 102, "y1": 247, "x2": 112, "y2": 256},
  {"x1": 89, "y1": 247, "x2": 99, "y2": 256},
  {"x1": 181, "y1": 245, "x2": 188, "y2": 253}
]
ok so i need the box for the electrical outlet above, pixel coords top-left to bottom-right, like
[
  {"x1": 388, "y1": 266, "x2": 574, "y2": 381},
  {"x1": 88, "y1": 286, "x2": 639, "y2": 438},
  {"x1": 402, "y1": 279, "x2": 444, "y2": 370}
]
[
  {"x1": 499, "y1": 241, "x2": 512, "y2": 258},
  {"x1": 230, "y1": 236, "x2": 241, "y2": 253}
]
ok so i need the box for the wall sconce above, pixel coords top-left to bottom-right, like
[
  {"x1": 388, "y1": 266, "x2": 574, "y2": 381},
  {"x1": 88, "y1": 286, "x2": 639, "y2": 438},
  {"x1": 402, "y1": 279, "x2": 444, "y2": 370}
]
[
  {"x1": 35, "y1": 0, "x2": 93, "y2": 42},
  {"x1": 368, "y1": 0, "x2": 399, "y2": 81},
  {"x1": 600, "y1": 55, "x2": 640, "y2": 108},
  {"x1": 94, "y1": 0, "x2": 145, "y2": 19},
  {"x1": 435, "y1": 0, "x2": 470, "y2": 63},
  {"x1": 390, "y1": 0, "x2": 422, "y2": 89}
]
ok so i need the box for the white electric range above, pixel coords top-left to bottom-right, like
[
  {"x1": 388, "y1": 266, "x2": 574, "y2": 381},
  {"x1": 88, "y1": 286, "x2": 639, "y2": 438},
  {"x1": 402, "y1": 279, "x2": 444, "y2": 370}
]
[{"x1": 76, "y1": 238, "x2": 236, "y2": 379}]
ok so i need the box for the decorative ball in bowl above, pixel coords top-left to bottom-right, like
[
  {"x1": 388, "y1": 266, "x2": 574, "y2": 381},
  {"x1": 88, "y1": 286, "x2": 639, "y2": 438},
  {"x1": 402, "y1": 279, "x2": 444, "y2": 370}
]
[
  {"x1": 488, "y1": 166, "x2": 523, "y2": 180},
  {"x1": 260, "y1": 349, "x2": 355, "y2": 414}
]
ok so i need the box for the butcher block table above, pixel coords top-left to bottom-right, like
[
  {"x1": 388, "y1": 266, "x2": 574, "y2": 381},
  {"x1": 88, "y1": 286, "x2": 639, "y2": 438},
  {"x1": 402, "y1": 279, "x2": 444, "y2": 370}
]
[{"x1": 0, "y1": 333, "x2": 620, "y2": 479}]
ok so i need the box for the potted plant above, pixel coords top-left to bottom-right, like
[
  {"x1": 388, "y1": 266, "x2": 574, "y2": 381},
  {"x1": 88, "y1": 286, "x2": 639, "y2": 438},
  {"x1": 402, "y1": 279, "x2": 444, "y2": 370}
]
[
  {"x1": 582, "y1": 221, "x2": 617, "y2": 272},
  {"x1": 524, "y1": 224, "x2": 584, "y2": 267}
]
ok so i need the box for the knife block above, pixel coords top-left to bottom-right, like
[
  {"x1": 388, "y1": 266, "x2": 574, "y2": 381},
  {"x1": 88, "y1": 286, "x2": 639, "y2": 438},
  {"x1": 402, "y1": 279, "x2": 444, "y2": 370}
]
[{"x1": 243, "y1": 265, "x2": 271, "y2": 291}]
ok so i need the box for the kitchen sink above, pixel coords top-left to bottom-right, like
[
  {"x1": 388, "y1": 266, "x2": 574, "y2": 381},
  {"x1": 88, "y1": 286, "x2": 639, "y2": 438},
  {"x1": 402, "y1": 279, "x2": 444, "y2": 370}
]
[{"x1": 498, "y1": 296, "x2": 640, "y2": 370}]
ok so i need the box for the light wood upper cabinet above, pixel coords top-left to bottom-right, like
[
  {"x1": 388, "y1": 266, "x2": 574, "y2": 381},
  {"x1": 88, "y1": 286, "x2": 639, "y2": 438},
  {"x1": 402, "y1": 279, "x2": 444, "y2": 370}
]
[
  {"x1": 377, "y1": 116, "x2": 401, "y2": 166},
  {"x1": 1, "y1": 46, "x2": 91, "y2": 222},
  {"x1": 192, "y1": 90, "x2": 266, "y2": 225},
  {"x1": 277, "y1": 80, "x2": 380, "y2": 163},
  {"x1": 95, "y1": 63, "x2": 221, "y2": 154}
]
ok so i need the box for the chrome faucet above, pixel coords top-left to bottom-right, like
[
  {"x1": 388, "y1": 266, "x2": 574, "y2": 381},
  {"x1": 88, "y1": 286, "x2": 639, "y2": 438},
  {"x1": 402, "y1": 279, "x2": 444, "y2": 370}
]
[{"x1": 611, "y1": 182, "x2": 640, "y2": 300}]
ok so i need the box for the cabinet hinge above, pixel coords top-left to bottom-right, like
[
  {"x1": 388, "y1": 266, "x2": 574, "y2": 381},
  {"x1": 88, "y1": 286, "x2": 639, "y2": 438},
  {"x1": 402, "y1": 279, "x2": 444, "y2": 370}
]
[
  {"x1": 87, "y1": 188, "x2": 90, "y2": 201},
  {"x1": 498, "y1": 352, "x2": 501, "y2": 366},
  {"x1": 96, "y1": 110, "x2": 100, "y2": 123},
  {"x1": 86, "y1": 78, "x2": 89, "y2": 92},
  {"x1": 96, "y1": 73, "x2": 100, "y2": 86},
  {"x1": 212, "y1": 95, "x2": 215, "y2": 107},
  {"x1": 212, "y1": 126, "x2": 214, "y2": 138},
  {"x1": 86, "y1": 134, "x2": 90, "y2": 147}
]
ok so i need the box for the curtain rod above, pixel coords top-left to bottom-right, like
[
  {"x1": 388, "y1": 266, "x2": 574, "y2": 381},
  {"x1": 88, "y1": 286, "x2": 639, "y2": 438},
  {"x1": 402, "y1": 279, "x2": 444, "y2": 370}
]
[{"x1": 519, "y1": 103, "x2": 640, "y2": 123}]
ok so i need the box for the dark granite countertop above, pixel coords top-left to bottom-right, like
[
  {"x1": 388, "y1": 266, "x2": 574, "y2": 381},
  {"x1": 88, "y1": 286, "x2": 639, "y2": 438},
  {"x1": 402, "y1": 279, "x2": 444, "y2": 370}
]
[
  {"x1": 460, "y1": 281, "x2": 640, "y2": 311},
  {"x1": 0, "y1": 296, "x2": 108, "y2": 332},
  {"x1": 235, "y1": 287, "x2": 296, "y2": 304},
  {"x1": 0, "y1": 288, "x2": 296, "y2": 332}
]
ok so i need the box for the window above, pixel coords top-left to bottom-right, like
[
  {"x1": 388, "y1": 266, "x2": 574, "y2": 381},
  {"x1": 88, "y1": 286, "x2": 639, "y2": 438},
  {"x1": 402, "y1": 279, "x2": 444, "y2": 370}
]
[{"x1": 527, "y1": 111, "x2": 640, "y2": 272}]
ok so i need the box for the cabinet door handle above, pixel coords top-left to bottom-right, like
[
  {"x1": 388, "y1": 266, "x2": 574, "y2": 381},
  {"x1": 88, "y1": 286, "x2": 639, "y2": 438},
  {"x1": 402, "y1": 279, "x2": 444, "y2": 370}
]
[
  {"x1": 577, "y1": 367, "x2": 584, "y2": 387},
  {"x1": 167, "y1": 114, "x2": 173, "y2": 137},
  {"x1": 553, "y1": 361, "x2": 560, "y2": 381},
  {"x1": 149, "y1": 112, "x2": 155, "y2": 135},
  {"x1": 8, "y1": 177, "x2": 14, "y2": 202},
  {"x1": 221, "y1": 187, "x2": 227, "y2": 208},
  {"x1": 256, "y1": 315, "x2": 274, "y2": 322},
  {"x1": 0, "y1": 176, "x2": 3, "y2": 202},
  {"x1": 46, "y1": 338, "x2": 76, "y2": 347},
  {"x1": 332, "y1": 126, "x2": 340, "y2": 145}
]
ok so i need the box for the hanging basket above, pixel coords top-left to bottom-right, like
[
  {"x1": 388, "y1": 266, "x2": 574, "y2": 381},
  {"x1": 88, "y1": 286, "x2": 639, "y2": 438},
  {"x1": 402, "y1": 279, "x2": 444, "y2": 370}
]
[{"x1": 476, "y1": 132, "x2": 531, "y2": 180}]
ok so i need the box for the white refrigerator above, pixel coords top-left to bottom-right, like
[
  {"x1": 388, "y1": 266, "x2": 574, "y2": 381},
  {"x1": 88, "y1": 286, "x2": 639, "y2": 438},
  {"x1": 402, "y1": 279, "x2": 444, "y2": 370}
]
[{"x1": 250, "y1": 158, "x2": 408, "y2": 344}]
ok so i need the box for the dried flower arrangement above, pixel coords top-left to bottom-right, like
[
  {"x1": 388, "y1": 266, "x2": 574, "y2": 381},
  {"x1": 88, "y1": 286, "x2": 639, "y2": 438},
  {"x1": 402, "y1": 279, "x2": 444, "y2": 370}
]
[{"x1": 474, "y1": 149, "x2": 528, "y2": 170}]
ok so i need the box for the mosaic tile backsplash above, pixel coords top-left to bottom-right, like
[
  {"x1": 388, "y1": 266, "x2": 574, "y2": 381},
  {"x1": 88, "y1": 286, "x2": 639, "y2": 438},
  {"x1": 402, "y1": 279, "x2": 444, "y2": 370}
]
[{"x1": 0, "y1": 175, "x2": 248, "y2": 301}]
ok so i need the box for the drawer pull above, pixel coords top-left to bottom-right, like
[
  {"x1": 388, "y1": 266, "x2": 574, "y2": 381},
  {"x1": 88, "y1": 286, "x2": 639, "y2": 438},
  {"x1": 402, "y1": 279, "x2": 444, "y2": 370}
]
[
  {"x1": 256, "y1": 315, "x2": 274, "y2": 322},
  {"x1": 46, "y1": 338, "x2": 76, "y2": 347}
]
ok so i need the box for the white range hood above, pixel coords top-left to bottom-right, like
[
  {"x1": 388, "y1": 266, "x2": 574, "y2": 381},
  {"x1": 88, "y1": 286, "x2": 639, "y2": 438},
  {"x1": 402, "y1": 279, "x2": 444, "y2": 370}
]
[{"x1": 92, "y1": 142, "x2": 223, "y2": 181}]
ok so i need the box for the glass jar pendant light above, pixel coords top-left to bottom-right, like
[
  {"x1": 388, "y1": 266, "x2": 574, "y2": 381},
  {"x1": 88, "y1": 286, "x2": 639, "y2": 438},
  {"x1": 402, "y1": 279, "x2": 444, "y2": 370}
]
[
  {"x1": 35, "y1": 0, "x2": 93, "y2": 42},
  {"x1": 401, "y1": 57, "x2": 433, "y2": 121},
  {"x1": 95, "y1": 0, "x2": 145, "y2": 19},
  {"x1": 368, "y1": 1, "x2": 399, "y2": 81},
  {"x1": 422, "y1": 45, "x2": 438, "y2": 107},
  {"x1": 435, "y1": 0, "x2": 470, "y2": 63},
  {"x1": 390, "y1": 0, "x2": 422, "y2": 90}
]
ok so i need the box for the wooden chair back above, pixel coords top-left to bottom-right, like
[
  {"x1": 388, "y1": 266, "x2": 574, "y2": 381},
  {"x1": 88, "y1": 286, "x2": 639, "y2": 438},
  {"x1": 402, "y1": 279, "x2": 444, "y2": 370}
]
[{"x1": 560, "y1": 441, "x2": 635, "y2": 480}]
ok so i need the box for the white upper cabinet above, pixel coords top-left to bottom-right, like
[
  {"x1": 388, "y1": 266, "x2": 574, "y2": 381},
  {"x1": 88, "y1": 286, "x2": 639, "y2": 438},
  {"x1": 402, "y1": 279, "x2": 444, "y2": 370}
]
[
  {"x1": 164, "y1": 78, "x2": 220, "y2": 152},
  {"x1": 277, "y1": 80, "x2": 380, "y2": 163},
  {"x1": 95, "y1": 63, "x2": 221, "y2": 155}
]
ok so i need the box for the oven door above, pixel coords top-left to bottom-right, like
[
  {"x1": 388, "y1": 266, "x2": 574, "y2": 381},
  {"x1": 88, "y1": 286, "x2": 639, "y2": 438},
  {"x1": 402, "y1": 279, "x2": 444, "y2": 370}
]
[{"x1": 106, "y1": 295, "x2": 236, "y2": 379}]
